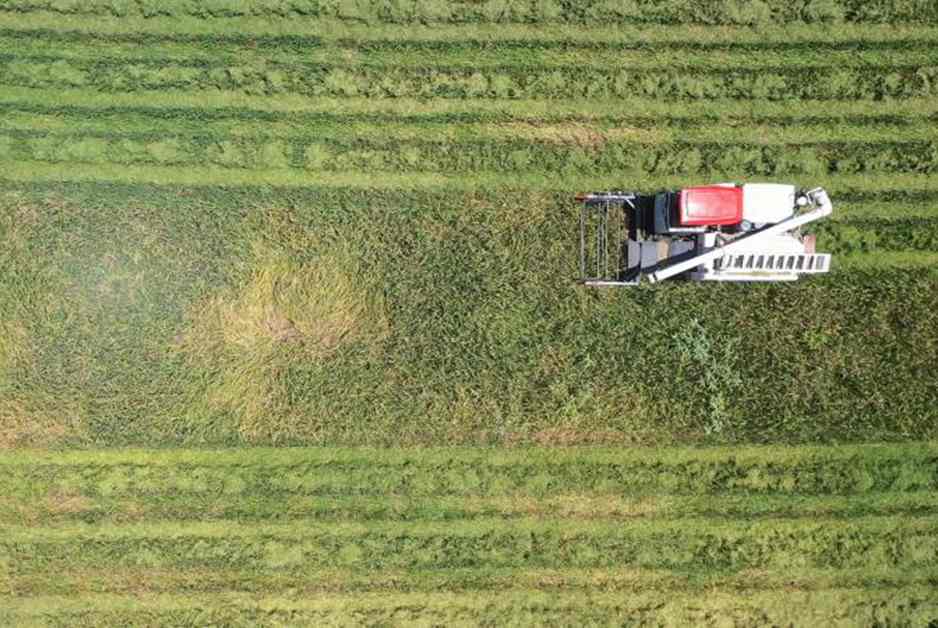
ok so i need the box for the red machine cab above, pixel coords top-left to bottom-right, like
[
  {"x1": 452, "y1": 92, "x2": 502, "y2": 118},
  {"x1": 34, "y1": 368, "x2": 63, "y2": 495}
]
[{"x1": 677, "y1": 185, "x2": 743, "y2": 226}]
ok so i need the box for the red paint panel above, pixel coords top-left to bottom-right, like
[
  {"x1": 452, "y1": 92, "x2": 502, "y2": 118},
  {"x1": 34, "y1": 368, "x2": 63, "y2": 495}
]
[{"x1": 678, "y1": 186, "x2": 743, "y2": 226}]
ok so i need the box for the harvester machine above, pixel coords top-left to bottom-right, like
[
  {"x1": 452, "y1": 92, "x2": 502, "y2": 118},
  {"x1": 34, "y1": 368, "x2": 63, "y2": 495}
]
[{"x1": 578, "y1": 183, "x2": 833, "y2": 285}]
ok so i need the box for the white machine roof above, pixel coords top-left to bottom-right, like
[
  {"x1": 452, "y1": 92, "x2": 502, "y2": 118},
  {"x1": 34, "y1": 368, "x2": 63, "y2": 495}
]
[{"x1": 742, "y1": 183, "x2": 796, "y2": 224}]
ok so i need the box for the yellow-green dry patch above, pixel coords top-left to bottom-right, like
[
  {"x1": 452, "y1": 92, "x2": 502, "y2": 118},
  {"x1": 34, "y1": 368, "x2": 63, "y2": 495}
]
[{"x1": 175, "y1": 227, "x2": 389, "y2": 442}]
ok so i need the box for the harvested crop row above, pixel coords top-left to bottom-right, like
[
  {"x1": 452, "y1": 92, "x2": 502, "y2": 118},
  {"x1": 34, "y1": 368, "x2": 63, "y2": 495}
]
[
  {"x1": 4, "y1": 132, "x2": 938, "y2": 180},
  {"x1": 8, "y1": 565, "x2": 938, "y2": 597},
  {"x1": 5, "y1": 31, "x2": 938, "y2": 71},
  {"x1": 3, "y1": 443, "x2": 935, "y2": 498},
  {"x1": 4, "y1": 589, "x2": 937, "y2": 627},
  {"x1": 4, "y1": 515, "x2": 937, "y2": 572},
  {"x1": 2, "y1": 59, "x2": 936, "y2": 101},
  {"x1": 4, "y1": 104, "x2": 938, "y2": 146},
  {"x1": 0, "y1": 0, "x2": 934, "y2": 25},
  {"x1": 6, "y1": 27, "x2": 938, "y2": 52},
  {"x1": 3, "y1": 14, "x2": 938, "y2": 45},
  {"x1": 7, "y1": 86, "x2": 938, "y2": 120},
  {"x1": 5, "y1": 490, "x2": 938, "y2": 528},
  {"x1": 7, "y1": 159, "x2": 938, "y2": 195}
]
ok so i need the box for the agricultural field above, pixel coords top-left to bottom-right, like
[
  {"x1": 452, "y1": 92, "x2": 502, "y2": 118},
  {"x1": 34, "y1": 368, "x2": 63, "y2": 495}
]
[
  {"x1": 0, "y1": 0, "x2": 937, "y2": 625},
  {"x1": 3, "y1": 444, "x2": 938, "y2": 625}
]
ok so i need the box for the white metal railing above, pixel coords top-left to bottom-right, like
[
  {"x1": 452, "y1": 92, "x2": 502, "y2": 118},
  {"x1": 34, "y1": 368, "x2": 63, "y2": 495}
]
[{"x1": 714, "y1": 253, "x2": 831, "y2": 273}]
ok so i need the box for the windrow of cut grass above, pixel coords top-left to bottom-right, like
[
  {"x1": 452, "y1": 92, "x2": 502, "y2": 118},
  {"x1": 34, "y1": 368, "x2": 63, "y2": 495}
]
[
  {"x1": 3, "y1": 56, "x2": 937, "y2": 101},
  {"x1": 3, "y1": 14, "x2": 938, "y2": 45},
  {"x1": 8, "y1": 86, "x2": 938, "y2": 119},
  {"x1": 0, "y1": 0, "x2": 936, "y2": 24},
  {"x1": 5, "y1": 515, "x2": 938, "y2": 573},
  {"x1": 7, "y1": 566, "x2": 938, "y2": 598},
  {"x1": 7, "y1": 491, "x2": 938, "y2": 528},
  {"x1": 1, "y1": 183, "x2": 936, "y2": 448},
  {"x1": 5, "y1": 29, "x2": 938, "y2": 70},
  {"x1": 1, "y1": 444, "x2": 936, "y2": 526},
  {"x1": 5, "y1": 130, "x2": 938, "y2": 184},
  {"x1": 0, "y1": 445, "x2": 937, "y2": 624},
  {"x1": 4, "y1": 103, "x2": 938, "y2": 146},
  {"x1": 4, "y1": 589, "x2": 937, "y2": 627},
  {"x1": 3, "y1": 443, "x2": 936, "y2": 500},
  {"x1": 5, "y1": 163, "x2": 938, "y2": 197}
]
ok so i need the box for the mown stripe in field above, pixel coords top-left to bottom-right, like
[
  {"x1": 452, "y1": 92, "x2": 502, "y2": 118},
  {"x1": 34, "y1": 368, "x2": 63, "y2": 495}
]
[
  {"x1": 2, "y1": 106, "x2": 937, "y2": 145},
  {"x1": 8, "y1": 565, "x2": 938, "y2": 597},
  {"x1": 0, "y1": 0, "x2": 935, "y2": 25},
  {"x1": 5, "y1": 492, "x2": 938, "y2": 527},
  {"x1": 4, "y1": 516, "x2": 936, "y2": 572},
  {"x1": 0, "y1": 57, "x2": 934, "y2": 102},
  {"x1": 3, "y1": 588, "x2": 936, "y2": 627},
  {"x1": 3, "y1": 30, "x2": 937, "y2": 71},
  {"x1": 2, "y1": 444, "x2": 935, "y2": 498},
  {"x1": 6, "y1": 86, "x2": 938, "y2": 119},
  {"x1": 13, "y1": 50, "x2": 932, "y2": 72},
  {"x1": 6, "y1": 26, "x2": 938, "y2": 52},
  {"x1": 2, "y1": 13, "x2": 937, "y2": 45},
  {"x1": 4, "y1": 442, "x2": 932, "y2": 467},
  {"x1": 3, "y1": 160, "x2": 938, "y2": 195},
  {"x1": 3, "y1": 128, "x2": 937, "y2": 184}
]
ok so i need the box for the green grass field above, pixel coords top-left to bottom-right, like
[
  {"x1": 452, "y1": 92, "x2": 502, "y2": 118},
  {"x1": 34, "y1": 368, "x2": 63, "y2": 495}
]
[
  {"x1": 1, "y1": 1, "x2": 937, "y2": 624},
  {"x1": 3, "y1": 443, "x2": 938, "y2": 625}
]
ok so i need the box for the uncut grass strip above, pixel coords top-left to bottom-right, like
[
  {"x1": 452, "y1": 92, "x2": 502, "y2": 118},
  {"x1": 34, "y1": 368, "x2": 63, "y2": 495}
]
[
  {"x1": 4, "y1": 160, "x2": 938, "y2": 193},
  {"x1": 5, "y1": 172, "x2": 938, "y2": 216},
  {"x1": 1, "y1": 13, "x2": 938, "y2": 45},
  {"x1": 5, "y1": 492, "x2": 938, "y2": 527},
  {"x1": 4, "y1": 590, "x2": 938, "y2": 627},
  {"x1": 4, "y1": 34, "x2": 937, "y2": 71},
  {"x1": 5, "y1": 86, "x2": 938, "y2": 120},
  {"x1": 826, "y1": 200, "x2": 938, "y2": 220},
  {"x1": 835, "y1": 251, "x2": 938, "y2": 271},
  {"x1": 10, "y1": 177, "x2": 938, "y2": 211},
  {"x1": 9, "y1": 565, "x2": 938, "y2": 597}
]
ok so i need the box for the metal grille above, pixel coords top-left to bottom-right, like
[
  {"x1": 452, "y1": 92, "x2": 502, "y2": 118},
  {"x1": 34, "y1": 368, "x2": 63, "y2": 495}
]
[{"x1": 579, "y1": 194, "x2": 633, "y2": 285}]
